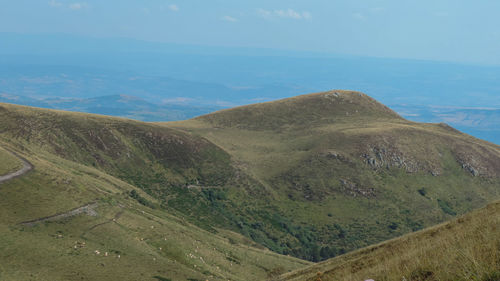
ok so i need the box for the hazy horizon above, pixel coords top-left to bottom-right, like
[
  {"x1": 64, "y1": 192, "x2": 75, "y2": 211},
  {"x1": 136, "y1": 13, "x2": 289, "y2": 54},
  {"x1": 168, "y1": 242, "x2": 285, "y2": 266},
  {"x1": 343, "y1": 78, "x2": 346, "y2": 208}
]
[
  {"x1": 1, "y1": 2, "x2": 500, "y2": 144},
  {"x1": 2, "y1": 1, "x2": 500, "y2": 65}
]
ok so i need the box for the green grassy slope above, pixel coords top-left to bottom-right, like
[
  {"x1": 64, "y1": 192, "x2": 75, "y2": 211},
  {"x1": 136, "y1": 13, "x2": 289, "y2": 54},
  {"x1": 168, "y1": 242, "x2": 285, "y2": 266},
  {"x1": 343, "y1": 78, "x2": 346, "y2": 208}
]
[
  {"x1": 165, "y1": 90, "x2": 500, "y2": 261},
  {"x1": 2, "y1": 87, "x2": 500, "y2": 279},
  {"x1": 0, "y1": 146, "x2": 23, "y2": 175},
  {"x1": 278, "y1": 199, "x2": 500, "y2": 281},
  {"x1": 197, "y1": 91, "x2": 401, "y2": 130},
  {"x1": 0, "y1": 103, "x2": 233, "y2": 190},
  {"x1": 0, "y1": 105, "x2": 310, "y2": 280}
]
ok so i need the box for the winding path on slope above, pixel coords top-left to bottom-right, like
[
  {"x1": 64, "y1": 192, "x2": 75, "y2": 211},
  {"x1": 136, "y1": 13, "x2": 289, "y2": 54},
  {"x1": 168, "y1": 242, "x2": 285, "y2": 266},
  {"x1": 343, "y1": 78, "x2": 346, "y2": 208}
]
[
  {"x1": 0, "y1": 147, "x2": 100, "y2": 226},
  {"x1": 0, "y1": 149, "x2": 33, "y2": 184},
  {"x1": 20, "y1": 202, "x2": 99, "y2": 226}
]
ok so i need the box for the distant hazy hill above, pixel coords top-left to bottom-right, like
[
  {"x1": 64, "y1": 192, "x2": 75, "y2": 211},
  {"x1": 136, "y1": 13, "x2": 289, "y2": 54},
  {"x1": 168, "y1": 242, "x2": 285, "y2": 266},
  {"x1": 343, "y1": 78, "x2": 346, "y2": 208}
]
[
  {"x1": 0, "y1": 93, "x2": 222, "y2": 121},
  {"x1": 392, "y1": 104, "x2": 500, "y2": 144}
]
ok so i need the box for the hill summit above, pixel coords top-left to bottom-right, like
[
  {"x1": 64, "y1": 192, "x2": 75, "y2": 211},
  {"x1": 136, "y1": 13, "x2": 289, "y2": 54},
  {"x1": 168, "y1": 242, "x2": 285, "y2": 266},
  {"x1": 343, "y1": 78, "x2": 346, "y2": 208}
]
[{"x1": 197, "y1": 90, "x2": 402, "y2": 130}]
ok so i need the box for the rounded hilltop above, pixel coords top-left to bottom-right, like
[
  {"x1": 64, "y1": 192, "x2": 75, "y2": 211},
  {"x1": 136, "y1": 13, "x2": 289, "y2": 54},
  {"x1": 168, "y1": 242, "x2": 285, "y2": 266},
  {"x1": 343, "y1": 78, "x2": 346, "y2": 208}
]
[{"x1": 196, "y1": 90, "x2": 403, "y2": 130}]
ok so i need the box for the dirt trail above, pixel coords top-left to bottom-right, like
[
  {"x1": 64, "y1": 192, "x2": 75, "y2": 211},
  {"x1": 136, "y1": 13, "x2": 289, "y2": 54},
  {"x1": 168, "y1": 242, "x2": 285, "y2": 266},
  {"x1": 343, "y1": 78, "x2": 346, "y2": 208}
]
[
  {"x1": 0, "y1": 149, "x2": 33, "y2": 184},
  {"x1": 20, "y1": 202, "x2": 99, "y2": 226},
  {"x1": 0, "y1": 148, "x2": 99, "y2": 226}
]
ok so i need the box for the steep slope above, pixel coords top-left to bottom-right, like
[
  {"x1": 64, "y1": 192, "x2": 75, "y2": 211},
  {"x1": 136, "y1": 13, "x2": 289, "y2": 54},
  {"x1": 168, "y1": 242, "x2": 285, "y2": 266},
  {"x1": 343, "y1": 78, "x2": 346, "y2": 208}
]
[
  {"x1": 0, "y1": 104, "x2": 310, "y2": 280},
  {"x1": 165, "y1": 90, "x2": 500, "y2": 261},
  {"x1": 0, "y1": 103, "x2": 233, "y2": 196},
  {"x1": 278, "y1": 199, "x2": 500, "y2": 281}
]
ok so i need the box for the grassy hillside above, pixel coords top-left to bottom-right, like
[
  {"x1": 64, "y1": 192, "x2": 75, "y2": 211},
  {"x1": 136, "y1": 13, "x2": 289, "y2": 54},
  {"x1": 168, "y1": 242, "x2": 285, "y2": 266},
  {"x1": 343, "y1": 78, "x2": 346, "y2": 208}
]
[
  {"x1": 278, "y1": 199, "x2": 500, "y2": 281},
  {"x1": 1, "y1": 88, "x2": 500, "y2": 280},
  {"x1": 0, "y1": 105, "x2": 310, "y2": 280},
  {"x1": 165, "y1": 90, "x2": 500, "y2": 261},
  {"x1": 197, "y1": 91, "x2": 402, "y2": 130},
  {"x1": 0, "y1": 146, "x2": 23, "y2": 174},
  {"x1": 0, "y1": 103, "x2": 234, "y2": 197}
]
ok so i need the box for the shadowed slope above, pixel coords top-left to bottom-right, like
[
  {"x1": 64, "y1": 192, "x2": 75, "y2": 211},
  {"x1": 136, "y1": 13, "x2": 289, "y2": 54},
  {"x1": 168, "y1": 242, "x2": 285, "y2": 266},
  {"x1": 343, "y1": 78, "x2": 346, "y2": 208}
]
[{"x1": 0, "y1": 103, "x2": 233, "y2": 195}]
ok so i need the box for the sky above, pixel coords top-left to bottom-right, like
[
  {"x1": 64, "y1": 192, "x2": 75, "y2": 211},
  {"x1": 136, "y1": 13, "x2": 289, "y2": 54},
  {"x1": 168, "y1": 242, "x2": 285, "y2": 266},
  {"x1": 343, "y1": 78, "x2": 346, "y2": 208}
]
[{"x1": 1, "y1": 1, "x2": 500, "y2": 65}]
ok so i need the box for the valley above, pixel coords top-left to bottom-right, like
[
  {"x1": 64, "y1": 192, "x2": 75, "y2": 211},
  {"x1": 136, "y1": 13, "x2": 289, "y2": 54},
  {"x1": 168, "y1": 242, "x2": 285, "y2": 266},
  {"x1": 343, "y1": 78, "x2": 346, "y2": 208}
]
[{"x1": 279, "y1": 199, "x2": 500, "y2": 281}]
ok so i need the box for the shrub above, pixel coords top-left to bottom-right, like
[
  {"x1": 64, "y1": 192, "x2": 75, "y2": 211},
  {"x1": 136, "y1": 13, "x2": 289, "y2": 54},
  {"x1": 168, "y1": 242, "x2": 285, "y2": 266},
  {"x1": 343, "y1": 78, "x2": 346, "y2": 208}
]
[
  {"x1": 418, "y1": 188, "x2": 427, "y2": 196},
  {"x1": 129, "y1": 190, "x2": 155, "y2": 208}
]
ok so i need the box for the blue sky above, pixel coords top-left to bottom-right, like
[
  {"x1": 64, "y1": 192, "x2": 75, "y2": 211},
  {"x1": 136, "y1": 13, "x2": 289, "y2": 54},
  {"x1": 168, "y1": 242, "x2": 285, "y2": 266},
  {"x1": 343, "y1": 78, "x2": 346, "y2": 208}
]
[{"x1": 1, "y1": 1, "x2": 500, "y2": 65}]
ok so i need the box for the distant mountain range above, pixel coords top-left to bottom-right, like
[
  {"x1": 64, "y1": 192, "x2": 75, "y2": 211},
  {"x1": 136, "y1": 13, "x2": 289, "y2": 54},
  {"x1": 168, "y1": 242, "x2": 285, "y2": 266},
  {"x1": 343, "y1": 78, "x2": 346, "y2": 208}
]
[
  {"x1": 1, "y1": 33, "x2": 499, "y2": 144},
  {"x1": 0, "y1": 92, "x2": 222, "y2": 121}
]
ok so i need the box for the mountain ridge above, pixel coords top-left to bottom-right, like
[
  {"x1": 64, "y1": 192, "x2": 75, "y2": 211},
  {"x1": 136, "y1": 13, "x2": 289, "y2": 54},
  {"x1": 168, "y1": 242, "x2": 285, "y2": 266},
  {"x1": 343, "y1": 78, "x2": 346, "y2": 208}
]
[{"x1": 1, "y1": 90, "x2": 500, "y2": 280}]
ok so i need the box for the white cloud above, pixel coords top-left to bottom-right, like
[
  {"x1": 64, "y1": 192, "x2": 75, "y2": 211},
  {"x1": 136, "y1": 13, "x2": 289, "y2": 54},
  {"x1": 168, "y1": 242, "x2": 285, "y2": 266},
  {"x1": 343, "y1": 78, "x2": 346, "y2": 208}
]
[
  {"x1": 258, "y1": 8, "x2": 311, "y2": 20},
  {"x1": 275, "y1": 9, "x2": 301, "y2": 19},
  {"x1": 48, "y1": 1, "x2": 88, "y2": 10},
  {"x1": 222, "y1": 15, "x2": 238, "y2": 22},
  {"x1": 257, "y1": 8, "x2": 272, "y2": 18},
  {"x1": 68, "y1": 2, "x2": 87, "y2": 10},
  {"x1": 168, "y1": 4, "x2": 179, "y2": 12},
  {"x1": 48, "y1": 0, "x2": 62, "y2": 7}
]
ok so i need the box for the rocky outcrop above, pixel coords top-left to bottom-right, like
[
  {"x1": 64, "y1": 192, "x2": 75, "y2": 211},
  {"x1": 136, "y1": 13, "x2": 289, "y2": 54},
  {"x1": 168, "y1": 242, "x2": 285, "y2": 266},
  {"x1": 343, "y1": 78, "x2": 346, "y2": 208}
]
[
  {"x1": 456, "y1": 153, "x2": 482, "y2": 177},
  {"x1": 462, "y1": 163, "x2": 479, "y2": 177},
  {"x1": 362, "y1": 146, "x2": 420, "y2": 173}
]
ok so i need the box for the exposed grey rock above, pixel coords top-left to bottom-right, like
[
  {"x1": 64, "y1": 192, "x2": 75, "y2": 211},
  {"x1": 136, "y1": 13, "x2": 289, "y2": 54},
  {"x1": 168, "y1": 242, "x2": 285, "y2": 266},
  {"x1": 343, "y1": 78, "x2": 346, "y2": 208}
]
[
  {"x1": 362, "y1": 146, "x2": 419, "y2": 173},
  {"x1": 462, "y1": 163, "x2": 479, "y2": 177}
]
